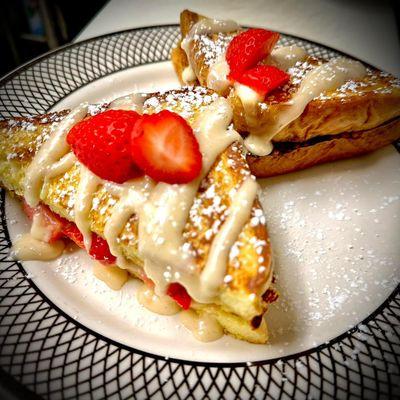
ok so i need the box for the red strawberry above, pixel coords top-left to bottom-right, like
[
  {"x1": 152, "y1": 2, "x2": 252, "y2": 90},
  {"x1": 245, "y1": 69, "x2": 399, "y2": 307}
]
[
  {"x1": 67, "y1": 109, "x2": 143, "y2": 183},
  {"x1": 22, "y1": 201, "x2": 64, "y2": 243},
  {"x1": 61, "y1": 221, "x2": 84, "y2": 247},
  {"x1": 226, "y1": 28, "x2": 280, "y2": 79},
  {"x1": 235, "y1": 65, "x2": 289, "y2": 97},
  {"x1": 131, "y1": 110, "x2": 202, "y2": 184},
  {"x1": 61, "y1": 222, "x2": 116, "y2": 264},
  {"x1": 89, "y1": 234, "x2": 116, "y2": 264},
  {"x1": 22, "y1": 201, "x2": 37, "y2": 220},
  {"x1": 166, "y1": 283, "x2": 192, "y2": 310},
  {"x1": 23, "y1": 201, "x2": 116, "y2": 263}
]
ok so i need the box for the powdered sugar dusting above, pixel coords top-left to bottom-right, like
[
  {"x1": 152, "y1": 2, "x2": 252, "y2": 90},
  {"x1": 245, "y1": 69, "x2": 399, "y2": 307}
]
[
  {"x1": 143, "y1": 86, "x2": 219, "y2": 121},
  {"x1": 194, "y1": 32, "x2": 234, "y2": 67},
  {"x1": 260, "y1": 147, "x2": 400, "y2": 346}
]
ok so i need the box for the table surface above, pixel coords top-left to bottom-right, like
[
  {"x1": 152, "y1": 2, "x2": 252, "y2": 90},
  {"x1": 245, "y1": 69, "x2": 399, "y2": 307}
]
[{"x1": 76, "y1": 0, "x2": 400, "y2": 76}]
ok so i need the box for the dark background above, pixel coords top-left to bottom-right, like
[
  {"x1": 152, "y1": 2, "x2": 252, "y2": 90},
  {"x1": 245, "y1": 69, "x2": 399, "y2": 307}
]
[
  {"x1": 0, "y1": 0, "x2": 399, "y2": 79},
  {"x1": 0, "y1": 0, "x2": 108, "y2": 77}
]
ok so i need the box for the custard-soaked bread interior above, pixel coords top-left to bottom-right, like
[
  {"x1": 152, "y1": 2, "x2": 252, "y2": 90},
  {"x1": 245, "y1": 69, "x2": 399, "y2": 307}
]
[{"x1": 0, "y1": 88, "x2": 274, "y2": 344}]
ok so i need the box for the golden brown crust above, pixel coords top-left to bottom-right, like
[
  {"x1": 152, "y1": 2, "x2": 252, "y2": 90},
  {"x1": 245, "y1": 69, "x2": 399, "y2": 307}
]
[
  {"x1": 247, "y1": 117, "x2": 400, "y2": 178},
  {"x1": 180, "y1": 9, "x2": 203, "y2": 37},
  {"x1": 171, "y1": 44, "x2": 191, "y2": 85},
  {"x1": 176, "y1": 9, "x2": 236, "y2": 92}
]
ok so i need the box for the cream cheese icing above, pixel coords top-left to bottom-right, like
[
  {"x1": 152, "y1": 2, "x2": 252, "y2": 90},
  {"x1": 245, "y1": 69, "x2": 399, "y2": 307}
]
[
  {"x1": 20, "y1": 95, "x2": 266, "y2": 308},
  {"x1": 244, "y1": 57, "x2": 367, "y2": 156},
  {"x1": 181, "y1": 18, "x2": 239, "y2": 84}
]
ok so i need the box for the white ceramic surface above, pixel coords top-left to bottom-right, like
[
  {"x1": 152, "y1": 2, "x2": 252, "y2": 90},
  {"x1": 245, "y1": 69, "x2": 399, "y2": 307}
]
[{"x1": 6, "y1": 62, "x2": 400, "y2": 363}]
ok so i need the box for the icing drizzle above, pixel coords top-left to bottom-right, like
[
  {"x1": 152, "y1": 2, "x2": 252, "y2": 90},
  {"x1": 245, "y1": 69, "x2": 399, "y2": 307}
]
[{"x1": 22, "y1": 94, "x2": 263, "y2": 307}]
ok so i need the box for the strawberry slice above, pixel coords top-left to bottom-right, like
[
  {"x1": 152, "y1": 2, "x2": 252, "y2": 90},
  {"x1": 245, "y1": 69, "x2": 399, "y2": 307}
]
[
  {"x1": 235, "y1": 65, "x2": 290, "y2": 97},
  {"x1": 22, "y1": 201, "x2": 37, "y2": 220},
  {"x1": 226, "y1": 28, "x2": 280, "y2": 79},
  {"x1": 23, "y1": 201, "x2": 116, "y2": 264},
  {"x1": 131, "y1": 110, "x2": 202, "y2": 184},
  {"x1": 166, "y1": 283, "x2": 192, "y2": 310},
  {"x1": 61, "y1": 222, "x2": 116, "y2": 264},
  {"x1": 22, "y1": 201, "x2": 64, "y2": 243},
  {"x1": 61, "y1": 221, "x2": 84, "y2": 247},
  {"x1": 89, "y1": 234, "x2": 116, "y2": 264},
  {"x1": 67, "y1": 109, "x2": 143, "y2": 183}
]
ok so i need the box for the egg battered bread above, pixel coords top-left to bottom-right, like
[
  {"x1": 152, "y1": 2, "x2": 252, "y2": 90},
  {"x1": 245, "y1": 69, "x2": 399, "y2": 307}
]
[
  {"x1": 248, "y1": 117, "x2": 400, "y2": 178},
  {"x1": 0, "y1": 87, "x2": 274, "y2": 344},
  {"x1": 172, "y1": 10, "x2": 400, "y2": 175}
]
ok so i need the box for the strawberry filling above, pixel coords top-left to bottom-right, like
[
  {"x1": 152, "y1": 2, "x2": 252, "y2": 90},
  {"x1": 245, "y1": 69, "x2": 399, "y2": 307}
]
[
  {"x1": 23, "y1": 202, "x2": 116, "y2": 264},
  {"x1": 166, "y1": 282, "x2": 192, "y2": 310},
  {"x1": 23, "y1": 202, "x2": 193, "y2": 308}
]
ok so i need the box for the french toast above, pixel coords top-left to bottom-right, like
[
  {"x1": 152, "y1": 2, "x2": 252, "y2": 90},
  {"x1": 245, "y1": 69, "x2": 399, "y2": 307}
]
[
  {"x1": 0, "y1": 87, "x2": 275, "y2": 344},
  {"x1": 172, "y1": 10, "x2": 400, "y2": 176}
]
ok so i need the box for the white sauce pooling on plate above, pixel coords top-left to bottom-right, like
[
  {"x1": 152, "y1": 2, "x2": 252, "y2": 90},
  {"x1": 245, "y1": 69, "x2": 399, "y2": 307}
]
[
  {"x1": 181, "y1": 18, "x2": 240, "y2": 84},
  {"x1": 136, "y1": 284, "x2": 181, "y2": 315},
  {"x1": 12, "y1": 234, "x2": 65, "y2": 261},
  {"x1": 180, "y1": 309, "x2": 224, "y2": 342},
  {"x1": 244, "y1": 57, "x2": 367, "y2": 156},
  {"x1": 24, "y1": 103, "x2": 88, "y2": 207},
  {"x1": 92, "y1": 261, "x2": 129, "y2": 291}
]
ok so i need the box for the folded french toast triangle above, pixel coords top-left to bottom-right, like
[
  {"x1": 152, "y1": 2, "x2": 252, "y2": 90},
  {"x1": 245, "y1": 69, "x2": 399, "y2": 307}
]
[
  {"x1": 0, "y1": 86, "x2": 274, "y2": 343},
  {"x1": 173, "y1": 9, "x2": 400, "y2": 164}
]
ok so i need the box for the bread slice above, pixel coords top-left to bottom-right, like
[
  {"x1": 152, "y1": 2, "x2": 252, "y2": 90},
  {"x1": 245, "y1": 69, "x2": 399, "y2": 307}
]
[
  {"x1": 172, "y1": 9, "x2": 400, "y2": 175},
  {"x1": 0, "y1": 87, "x2": 275, "y2": 344},
  {"x1": 248, "y1": 117, "x2": 400, "y2": 178}
]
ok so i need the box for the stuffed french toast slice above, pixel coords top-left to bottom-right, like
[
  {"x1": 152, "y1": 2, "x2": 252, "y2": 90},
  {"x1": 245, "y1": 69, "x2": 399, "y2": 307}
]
[
  {"x1": 0, "y1": 87, "x2": 275, "y2": 344},
  {"x1": 172, "y1": 10, "x2": 400, "y2": 176}
]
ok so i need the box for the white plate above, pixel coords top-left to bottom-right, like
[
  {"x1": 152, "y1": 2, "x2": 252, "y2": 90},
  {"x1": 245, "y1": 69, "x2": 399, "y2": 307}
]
[{"x1": 5, "y1": 61, "x2": 400, "y2": 364}]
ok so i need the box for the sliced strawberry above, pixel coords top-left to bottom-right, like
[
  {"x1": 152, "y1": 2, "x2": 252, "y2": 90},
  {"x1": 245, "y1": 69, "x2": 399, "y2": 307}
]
[
  {"x1": 22, "y1": 201, "x2": 64, "y2": 243},
  {"x1": 235, "y1": 65, "x2": 290, "y2": 97},
  {"x1": 89, "y1": 234, "x2": 116, "y2": 264},
  {"x1": 226, "y1": 28, "x2": 280, "y2": 79},
  {"x1": 61, "y1": 221, "x2": 84, "y2": 248},
  {"x1": 23, "y1": 201, "x2": 116, "y2": 264},
  {"x1": 22, "y1": 201, "x2": 37, "y2": 220},
  {"x1": 131, "y1": 110, "x2": 202, "y2": 184},
  {"x1": 67, "y1": 109, "x2": 143, "y2": 183},
  {"x1": 61, "y1": 222, "x2": 116, "y2": 264},
  {"x1": 166, "y1": 283, "x2": 192, "y2": 310}
]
